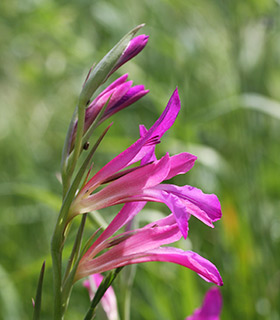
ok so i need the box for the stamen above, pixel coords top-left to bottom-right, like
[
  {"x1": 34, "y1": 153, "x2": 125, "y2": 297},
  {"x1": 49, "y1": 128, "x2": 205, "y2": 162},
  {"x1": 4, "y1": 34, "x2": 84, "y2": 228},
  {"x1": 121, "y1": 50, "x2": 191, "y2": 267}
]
[
  {"x1": 107, "y1": 233, "x2": 135, "y2": 247},
  {"x1": 145, "y1": 135, "x2": 161, "y2": 146}
]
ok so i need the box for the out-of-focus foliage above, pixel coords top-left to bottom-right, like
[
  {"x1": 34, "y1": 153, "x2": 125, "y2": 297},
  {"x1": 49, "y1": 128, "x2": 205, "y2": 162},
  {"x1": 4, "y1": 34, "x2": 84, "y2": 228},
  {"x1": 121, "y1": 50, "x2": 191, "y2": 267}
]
[{"x1": 1, "y1": 0, "x2": 280, "y2": 319}]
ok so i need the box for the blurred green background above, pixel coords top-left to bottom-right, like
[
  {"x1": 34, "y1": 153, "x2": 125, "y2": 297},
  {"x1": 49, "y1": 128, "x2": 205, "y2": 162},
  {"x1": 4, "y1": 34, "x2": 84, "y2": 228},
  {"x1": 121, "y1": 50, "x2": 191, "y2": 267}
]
[{"x1": 1, "y1": 0, "x2": 280, "y2": 319}]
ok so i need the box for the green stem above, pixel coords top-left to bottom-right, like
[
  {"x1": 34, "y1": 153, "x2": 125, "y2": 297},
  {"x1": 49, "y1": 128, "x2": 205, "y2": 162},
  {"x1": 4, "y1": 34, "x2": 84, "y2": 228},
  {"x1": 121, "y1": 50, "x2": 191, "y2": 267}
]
[
  {"x1": 123, "y1": 289, "x2": 132, "y2": 320},
  {"x1": 51, "y1": 94, "x2": 87, "y2": 319},
  {"x1": 64, "y1": 102, "x2": 86, "y2": 193},
  {"x1": 61, "y1": 214, "x2": 88, "y2": 313},
  {"x1": 122, "y1": 264, "x2": 136, "y2": 320},
  {"x1": 61, "y1": 107, "x2": 78, "y2": 198},
  {"x1": 51, "y1": 191, "x2": 75, "y2": 319},
  {"x1": 63, "y1": 214, "x2": 88, "y2": 286},
  {"x1": 51, "y1": 224, "x2": 64, "y2": 320},
  {"x1": 51, "y1": 194, "x2": 78, "y2": 319}
]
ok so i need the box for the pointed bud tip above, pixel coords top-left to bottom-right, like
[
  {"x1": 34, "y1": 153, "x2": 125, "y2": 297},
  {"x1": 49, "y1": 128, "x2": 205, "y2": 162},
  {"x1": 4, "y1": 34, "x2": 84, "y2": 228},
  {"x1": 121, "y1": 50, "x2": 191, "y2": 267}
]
[
  {"x1": 172, "y1": 87, "x2": 181, "y2": 105},
  {"x1": 129, "y1": 24, "x2": 146, "y2": 36},
  {"x1": 136, "y1": 23, "x2": 146, "y2": 29}
]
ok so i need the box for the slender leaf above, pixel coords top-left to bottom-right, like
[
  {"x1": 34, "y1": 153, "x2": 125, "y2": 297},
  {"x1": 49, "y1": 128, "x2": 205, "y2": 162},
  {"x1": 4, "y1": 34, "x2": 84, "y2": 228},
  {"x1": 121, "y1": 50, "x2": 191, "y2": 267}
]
[
  {"x1": 32, "y1": 261, "x2": 45, "y2": 320},
  {"x1": 84, "y1": 268, "x2": 123, "y2": 320}
]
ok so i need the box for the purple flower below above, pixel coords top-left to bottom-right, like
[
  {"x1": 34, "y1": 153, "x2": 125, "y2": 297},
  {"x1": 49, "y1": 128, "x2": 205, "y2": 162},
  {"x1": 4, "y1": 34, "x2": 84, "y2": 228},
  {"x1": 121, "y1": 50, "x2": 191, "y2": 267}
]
[
  {"x1": 83, "y1": 273, "x2": 119, "y2": 320},
  {"x1": 186, "y1": 287, "x2": 223, "y2": 320}
]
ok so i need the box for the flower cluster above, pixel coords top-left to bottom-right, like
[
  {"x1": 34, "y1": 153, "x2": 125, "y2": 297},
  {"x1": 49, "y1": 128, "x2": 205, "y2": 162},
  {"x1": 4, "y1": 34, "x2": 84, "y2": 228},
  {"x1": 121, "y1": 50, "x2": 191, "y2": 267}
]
[
  {"x1": 47, "y1": 25, "x2": 223, "y2": 320},
  {"x1": 67, "y1": 29, "x2": 223, "y2": 287},
  {"x1": 72, "y1": 89, "x2": 223, "y2": 286}
]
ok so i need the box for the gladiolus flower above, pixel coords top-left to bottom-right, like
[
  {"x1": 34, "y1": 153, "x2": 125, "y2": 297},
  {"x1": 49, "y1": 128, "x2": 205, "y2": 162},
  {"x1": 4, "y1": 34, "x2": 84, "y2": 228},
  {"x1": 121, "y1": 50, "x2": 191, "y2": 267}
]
[
  {"x1": 186, "y1": 287, "x2": 222, "y2": 320},
  {"x1": 69, "y1": 89, "x2": 222, "y2": 239},
  {"x1": 70, "y1": 74, "x2": 148, "y2": 150},
  {"x1": 76, "y1": 204, "x2": 223, "y2": 286}
]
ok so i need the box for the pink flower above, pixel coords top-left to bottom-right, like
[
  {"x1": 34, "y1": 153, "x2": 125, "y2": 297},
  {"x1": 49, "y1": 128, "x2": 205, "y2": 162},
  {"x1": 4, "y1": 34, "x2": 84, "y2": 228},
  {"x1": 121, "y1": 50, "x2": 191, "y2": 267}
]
[
  {"x1": 110, "y1": 34, "x2": 149, "y2": 75},
  {"x1": 186, "y1": 287, "x2": 222, "y2": 320},
  {"x1": 69, "y1": 89, "x2": 222, "y2": 239},
  {"x1": 70, "y1": 74, "x2": 148, "y2": 150},
  {"x1": 83, "y1": 274, "x2": 119, "y2": 320},
  {"x1": 74, "y1": 88, "x2": 222, "y2": 288},
  {"x1": 76, "y1": 203, "x2": 223, "y2": 286}
]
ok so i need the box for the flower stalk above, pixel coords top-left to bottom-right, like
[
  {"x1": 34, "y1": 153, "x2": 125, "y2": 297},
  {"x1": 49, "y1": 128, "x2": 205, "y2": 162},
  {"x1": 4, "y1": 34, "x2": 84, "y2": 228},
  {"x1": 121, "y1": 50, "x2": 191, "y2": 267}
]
[
  {"x1": 40, "y1": 23, "x2": 224, "y2": 320},
  {"x1": 50, "y1": 24, "x2": 148, "y2": 320}
]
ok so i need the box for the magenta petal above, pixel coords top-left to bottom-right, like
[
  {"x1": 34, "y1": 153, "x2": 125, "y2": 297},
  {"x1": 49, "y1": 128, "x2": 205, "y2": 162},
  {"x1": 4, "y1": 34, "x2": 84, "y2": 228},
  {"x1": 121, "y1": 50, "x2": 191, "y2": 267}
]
[
  {"x1": 186, "y1": 287, "x2": 222, "y2": 320},
  {"x1": 110, "y1": 35, "x2": 149, "y2": 74},
  {"x1": 81, "y1": 89, "x2": 180, "y2": 194},
  {"x1": 96, "y1": 202, "x2": 146, "y2": 244},
  {"x1": 83, "y1": 213, "x2": 176, "y2": 262},
  {"x1": 127, "y1": 182, "x2": 221, "y2": 238},
  {"x1": 99, "y1": 74, "x2": 129, "y2": 97},
  {"x1": 78, "y1": 247, "x2": 222, "y2": 286},
  {"x1": 159, "y1": 191, "x2": 190, "y2": 239},
  {"x1": 126, "y1": 88, "x2": 181, "y2": 166},
  {"x1": 83, "y1": 202, "x2": 146, "y2": 260},
  {"x1": 165, "y1": 153, "x2": 197, "y2": 180},
  {"x1": 157, "y1": 184, "x2": 222, "y2": 225},
  {"x1": 102, "y1": 86, "x2": 149, "y2": 120},
  {"x1": 138, "y1": 124, "x2": 157, "y2": 164},
  {"x1": 129, "y1": 88, "x2": 181, "y2": 165},
  {"x1": 78, "y1": 154, "x2": 171, "y2": 213},
  {"x1": 199, "y1": 287, "x2": 222, "y2": 317},
  {"x1": 86, "y1": 74, "x2": 129, "y2": 122},
  {"x1": 84, "y1": 81, "x2": 132, "y2": 131},
  {"x1": 80, "y1": 129, "x2": 150, "y2": 193},
  {"x1": 76, "y1": 223, "x2": 182, "y2": 280},
  {"x1": 82, "y1": 89, "x2": 180, "y2": 193},
  {"x1": 139, "y1": 124, "x2": 148, "y2": 137},
  {"x1": 139, "y1": 188, "x2": 191, "y2": 239},
  {"x1": 130, "y1": 248, "x2": 223, "y2": 286},
  {"x1": 151, "y1": 88, "x2": 181, "y2": 140},
  {"x1": 143, "y1": 213, "x2": 177, "y2": 229},
  {"x1": 100, "y1": 81, "x2": 132, "y2": 111},
  {"x1": 121, "y1": 35, "x2": 149, "y2": 63},
  {"x1": 127, "y1": 125, "x2": 157, "y2": 166},
  {"x1": 71, "y1": 74, "x2": 136, "y2": 149},
  {"x1": 105, "y1": 223, "x2": 181, "y2": 256}
]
